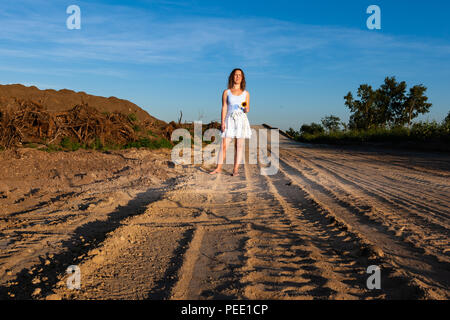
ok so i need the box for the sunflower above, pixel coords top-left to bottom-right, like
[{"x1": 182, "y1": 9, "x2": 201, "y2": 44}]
[{"x1": 240, "y1": 102, "x2": 247, "y2": 110}]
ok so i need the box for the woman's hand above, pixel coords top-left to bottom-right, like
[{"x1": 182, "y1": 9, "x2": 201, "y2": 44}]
[
  {"x1": 221, "y1": 122, "x2": 226, "y2": 132},
  {"x1": 245, "y1": 91, "x2": 250, "y2": 113}
]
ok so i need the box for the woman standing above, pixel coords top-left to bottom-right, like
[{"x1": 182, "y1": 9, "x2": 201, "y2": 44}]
[{"x1": 210, "y1": 68, "x2": 252, "y2": 176}]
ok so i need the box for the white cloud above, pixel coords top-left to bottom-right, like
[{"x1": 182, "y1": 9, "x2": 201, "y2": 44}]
[{"x1": 0, "y1": 1, "x2": 449, "y2": 73}]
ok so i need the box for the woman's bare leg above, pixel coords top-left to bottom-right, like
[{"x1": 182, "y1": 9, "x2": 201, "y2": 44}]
[
  {"x1": 209, "y1": 137, "x2": 231, "y2": 174},
  {"x1": 232, "y1": 138, "x2": 244, "y2": 176}
]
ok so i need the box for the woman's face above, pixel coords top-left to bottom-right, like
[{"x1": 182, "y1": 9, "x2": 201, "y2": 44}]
[{"x1": 233, "y1": 70, "x2": 243, "y2": 85}]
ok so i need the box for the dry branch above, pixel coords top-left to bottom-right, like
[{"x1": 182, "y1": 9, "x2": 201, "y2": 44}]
[{"x1": 0, "y1": 100, "x2": 140, "y2": 149}]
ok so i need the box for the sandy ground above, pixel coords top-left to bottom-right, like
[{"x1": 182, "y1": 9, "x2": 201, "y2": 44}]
[{"x1": 0, "y1": 125, "x2": 449, "y2": 300}]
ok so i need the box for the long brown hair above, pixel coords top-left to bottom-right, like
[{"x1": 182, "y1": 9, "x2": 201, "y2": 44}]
[{"x1": 228, "y1": 68, "x2": 246, "y2": 91}]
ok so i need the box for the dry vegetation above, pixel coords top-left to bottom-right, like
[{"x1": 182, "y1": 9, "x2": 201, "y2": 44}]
[
  {"x1": 0, "y1": 100, "x2": 141, "y2": 149},
  {"x1": 0, "y1": 99, "x2": 221, "y2": 152}
]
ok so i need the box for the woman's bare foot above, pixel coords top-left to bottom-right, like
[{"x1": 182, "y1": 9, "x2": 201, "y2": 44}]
[
  {"x1": 209, "y1": 168, "x2": 222, "y2": 175},
  {"x1": 231, "y1": 170, "x2": 240, "y2": 176}
]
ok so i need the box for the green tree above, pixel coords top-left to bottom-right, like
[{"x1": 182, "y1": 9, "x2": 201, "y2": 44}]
[
  {"x1": 403, "y1": 85, "x2": 432, "y2": 126},
  {"x1": 286, "y1": 128, "x2": 300, "y2": 139},
  {"x1": 345, "y1": 77, "x2": 432, "y2": 129},
  {"x1": 345, "y1": 84, "x2": 377, "y2": 129},
  {"x1": 321, "y1": 115, "x2": 341, "y2": 132},
  {"x1": 376, "y1": 76, "x2": 407, "y2": 126},
  {"x1": 444, "y1": 111, "x2": 450, "y2": 126},
  {"x1": 300, "y1": 123, "x2": 324, "y2": 135}
]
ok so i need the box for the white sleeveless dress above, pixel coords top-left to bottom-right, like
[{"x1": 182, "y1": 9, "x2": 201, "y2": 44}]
[{"x1": 221, "y1": 89, "x2": 252, "y2": 139}]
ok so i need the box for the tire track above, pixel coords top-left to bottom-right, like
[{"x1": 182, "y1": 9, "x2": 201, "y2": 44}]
[
  {"x1": 271, "y1": 146, "x2": 449, "y2": 298},
  {"x1": 245, "y1": 143, "x2": 427, "y2": 299},
  {"x1": 320, "y1": 149, "x2": 450, "y2": 187},
  {"x1": 169, "y1": 167, "x2": 252, "y2": 300},
  {"x1": 295, "y1": 149, "x2": 450, "y2": 219},
  {"x1": 169, "y1": 172, "x2": 223, "y2": 299},
  {"x1": 20, "y1": 128, "x2": 448, "y2": 300},
  {"x1": 170, "y1": 226, "x2": 206, "y2": 299},
  {"x1": 239, "y1": 163, "x2": 363, "y2": 299},
  {"x1": 280, "y1": 148, "x2": 450, "y2": 259}
]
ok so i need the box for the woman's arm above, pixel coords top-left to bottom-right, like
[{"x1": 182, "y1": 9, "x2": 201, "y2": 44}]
[
  {"x1": 221, "y1": 90, "x2": 227, "y2": 132},
  {"x1": 245, "y1": 91, "x2": 250, "y2": 113}
]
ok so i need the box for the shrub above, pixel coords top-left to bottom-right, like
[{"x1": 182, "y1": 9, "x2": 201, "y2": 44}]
[
  {"x1": 300, "y1": 123, "x2": 324, "y2": 135},
  {"x1": 286, "y1": 128, "x2": 300, "y2": 140},
  {"x1": 127, "y1": 113, "x2": 137, "y2": 122},
  {"x1": 90, "y1": 137, "x2": 104, "y2": 150},
  {"x1": 444, "y1": 111, "x2": 450, "y2": 126},
  {"x1": 124, "y1": 137, "x2": 173, "y2": 150},
  {"x1": 410, "y1": 121, "x2": 441, "y2": 141},
  {"x1": 23, "y1": 142, "x2": 38, "y2": 148},
  {"x1": 60, "y1": 137, "x2": 82, "y2": 151},
  {"x1": 147, "y1": 130, "x2": 157, "y2": 137},
  {"x1": 294, "y1": 121, "x2": 449, "y2": 147},
  {"x1": 321, "y1": 115, "x2": 341, "y2": 132},
  {"x1": 44, "y1": 144, "x2": 63, "y2": 152}
]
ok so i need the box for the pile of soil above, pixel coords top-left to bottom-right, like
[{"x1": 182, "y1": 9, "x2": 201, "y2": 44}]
[
  {"x1": 0, "y1": 84, "x2": 163, "y2": 126},
  {"x1": 0, "y1": 84, "x2": 174, "y2": 149},
  {"x1": 0, "y1": 84, "x2": 224, "y2": 150}
]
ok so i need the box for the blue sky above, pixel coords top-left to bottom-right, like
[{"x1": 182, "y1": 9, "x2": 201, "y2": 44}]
[{"x1": 1, "y1": 0, "x2": 449, "y2": 130}]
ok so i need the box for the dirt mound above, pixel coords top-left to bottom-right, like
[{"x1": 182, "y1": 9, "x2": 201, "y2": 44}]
[
  {"x1": 0, "y1": 84, "x2": 173, "y2": 148},
  {"x1": 0, "y1": 84, "x2": 223, "y2": 149},
  {"x1": 0, "y1": 84, "x2": 165, "y2": 127}
]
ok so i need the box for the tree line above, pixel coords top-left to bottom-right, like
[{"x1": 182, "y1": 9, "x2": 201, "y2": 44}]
[
  {"x1": 288, "y1": 76, "x2": 447, "y2": 137},
  {"x1": 345, "y1": 76, "x2": 432, "y2": 129}
]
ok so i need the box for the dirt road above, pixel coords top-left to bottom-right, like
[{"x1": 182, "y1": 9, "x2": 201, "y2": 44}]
[{"x1": 1, "y1": 125, "x2": 449, "y2": 299}]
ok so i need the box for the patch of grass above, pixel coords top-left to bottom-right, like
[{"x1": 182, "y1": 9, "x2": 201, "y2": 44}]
[
  {"x1": 133, "y1": 124, "x2": 141, "y2": 132},
  {"x1": 44, "y1": 143, "x2": 63, "y2": 152},
  {"x1": 127, "y1": 113, "x2": 137, "y2": 122},
  {"x1": 124, "y1": 137, "x2": 173, "y2": 150},
  {"x1": 23, "y1": 142, "x2": 38, "y2": 148},
  {"x1": 59, "y1": 136, "x2": 124, "y2": 152},
  {"x1": 147, "y1": 130, "x2": 157, "y2": 137},
  {"x1": 293, "y1": 121, "x2": 450, "y2": 150},
  {"x1": 300, "y1": 127, "x2": 410, "y2": 144},
  {"x1": 60, "y1": 137, "x2": 82, "y2": 151},
  {"x1": 8, "y1": 132, "x2": 174, "y2": 152},
  {"x1": 89, "y1": 137, "x2": 103, "y2": 151},
  {"x1": 100, "y1": 141, "x2": 122, "y2": 151}
]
